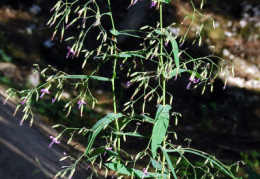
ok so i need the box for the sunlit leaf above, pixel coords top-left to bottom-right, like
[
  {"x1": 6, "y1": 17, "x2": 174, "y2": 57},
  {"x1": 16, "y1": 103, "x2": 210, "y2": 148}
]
[
  {"x1": 59, "y1": 75, "x2": 110, "y2": 81},
  {"x1": 84, "y1": 113, "x2": 122, "y2": 156},
  {"x1": 151, "y1": 105, "x2": 171, "y2": 157},
  {"x1": 110, "y1": 30, "x2": 141, "y2": 38}
]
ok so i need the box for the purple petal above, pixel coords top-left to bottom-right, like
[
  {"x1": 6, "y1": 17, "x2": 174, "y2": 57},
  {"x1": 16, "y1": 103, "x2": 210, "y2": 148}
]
[
  {"x1": 150, "y1": 1, "x2": 157, "y2": 8},
  {"x1": 186, "y1": 82, "x2": 191, "y2": 90},
  {"x1": 21, "y1": 98, "x2": 26, "y2": 105},
  {"x1": 40, "y1": 92, "x2": 45, "y2": 98},
  {"x1": 52, "y1": 98, "x2": 56, "y2": 103}
]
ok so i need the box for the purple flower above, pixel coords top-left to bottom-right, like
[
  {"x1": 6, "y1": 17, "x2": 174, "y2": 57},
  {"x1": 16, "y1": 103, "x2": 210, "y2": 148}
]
[
  {"x1": 49, "y1": 136, "x2": 60, "y2": 148},
  {"x1": 40, "y1": 88, "x2": 50, "y2": 98},
  {"x1": 50, "y1": 7, "x2": 55, "y2": 13},
  {"x1": 191, "y1": 77, "x2": 200, "y2": 83},
  {"x1": 126, "y1": 81, "x2": 132, "y2": 88},
  {"x1": 86, "y1": 165, "x2": 91, "y2": 170},
  {"x1": 20, "y1": 120, "x2": 23, "y2": 126},
  {"x1": 142, "y1": 168, "x2": 148, "y2": 179},
  {"x1": 52, "y1": 98, "x2": 56, "y2": 103},
  {"x1": 66, "y1": 46, "x2": 75, "y2": 59},
  {"x1": 63, "y1": 152, "x2": 67, "y2": 156},
  {"x1": 103, "y1": 147, "x2": 112, "y2": 156},
  {"x1": 78, "y1": 99, "x2": 87, "y2": 109},
  {"x1": 65, "y1": 24, "x2": 70, "y2": 29},
  {"x1": 186, "y1": 81, "x2": 192, "y2": 90},
  {"x1": 174, "y1": 74, "x2": 178, "y2": 81},
  {"x1": 127, "y1": 0, "x2": 139, "y2": 9},
  {"x1": 49, "y1": 22, "x2": 54, "y2": 27},
  {"x1": 21, "y1": 98, "x2": 26, "y2": 105},
  {"x1": 150, "y1": 1, "x2": 157, "y2": 9},
  {"x1": 186, "y1": 77, "x2": 200, "y2": 90},
  {"x1": 223, "y1": 84, "x2": 226, "y2": 90}
]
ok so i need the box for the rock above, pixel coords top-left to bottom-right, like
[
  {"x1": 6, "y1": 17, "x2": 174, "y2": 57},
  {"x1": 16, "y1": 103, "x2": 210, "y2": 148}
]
[
  {"x1": 29, "y1": 4, "x2": 41, "y2": 15},
  {"x1": 0, "y1": 62, "x2": 22, "y2": 82}
]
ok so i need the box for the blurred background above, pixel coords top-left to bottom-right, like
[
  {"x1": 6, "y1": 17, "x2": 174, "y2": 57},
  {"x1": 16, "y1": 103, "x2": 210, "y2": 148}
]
[{"x1": 0, "y1": 0, "x2": 259, "y2": 178}]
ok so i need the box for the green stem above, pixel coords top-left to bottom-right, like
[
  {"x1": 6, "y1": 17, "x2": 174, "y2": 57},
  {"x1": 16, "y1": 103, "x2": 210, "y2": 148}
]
[
  {"x1": 107, "y1": 0, "x2": 121, "y2": 162},
  {"x1": 107, "y1": 0, "x2": 115, "y2": 30},
  {"x1": 159, "y1": 2, "x2": 166, "y2": 177},
  {"x1": 112, "y1": 59, "x2": 117, "y2": 115},
  {"x1": 159, "y1": 3, "x2": 166, "y2": 106}
]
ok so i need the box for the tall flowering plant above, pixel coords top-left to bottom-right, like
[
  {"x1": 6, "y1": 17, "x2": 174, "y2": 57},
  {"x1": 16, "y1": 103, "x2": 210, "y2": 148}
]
[{"x1": 6, "y1": 0, "x2": 239, "y2": 178}]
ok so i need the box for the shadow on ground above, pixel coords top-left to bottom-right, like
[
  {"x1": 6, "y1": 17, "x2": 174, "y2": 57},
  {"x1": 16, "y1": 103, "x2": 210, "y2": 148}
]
[{"x1": 0, "y1": 89, "x2": 90, "y2": 179}]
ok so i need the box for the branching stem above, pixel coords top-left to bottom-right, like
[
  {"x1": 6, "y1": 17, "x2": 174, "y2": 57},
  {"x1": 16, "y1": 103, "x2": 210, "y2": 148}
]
[
  {"x1": 160, "y1": 2, "x2": 167, "y2": 177},
  {"x1": 107, "y1": 0, "x2": 121, "y2": 162}
]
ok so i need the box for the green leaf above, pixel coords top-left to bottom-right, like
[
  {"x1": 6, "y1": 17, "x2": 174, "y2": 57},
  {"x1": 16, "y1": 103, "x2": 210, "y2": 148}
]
[
  {"x1": 160, "y1": 0, "x2": 171, "y2": 4},
  {"x1": 59, "y1": 75, "x2": 110, "y2": 81},
  {"x1": 166, "y1": 148, "x2": 236, "y2": 178},
  {"x1": 110, "y1": 30, "x2": 141, "y2": 38},
  {"x1": 169, "y1": 36, "x2": 179, "y2": 69},
  {"x1": 113, "y1": 132, "x2": 148, "y2": 138},
  {"x1": 84, "y1": 113, "x2": 122, "y2": 156},
  {"x1": 160, "y1": 146, "x2": 178, "y2": 179},
  {"x1": 133, "y1": 114, "x2": 155, "y2": 123},
  {"x1": 105, "y1": 162, "x2": 167, "y2": 178},
  {"x1": 151, "y1": 158, "x2": 163, "y2": 171},
  {"x1": 119, "y1": 53, "x2": 131, "y2": 58},
  {"x1": 151, "y1": 105, "x2": 171, "y2": 157},
  {"x1": 155, "y1": 30, "x2": 164, "y2": 35},
  {"x1": 131, "y1": 53, "x2": 145, "y2": 59}
]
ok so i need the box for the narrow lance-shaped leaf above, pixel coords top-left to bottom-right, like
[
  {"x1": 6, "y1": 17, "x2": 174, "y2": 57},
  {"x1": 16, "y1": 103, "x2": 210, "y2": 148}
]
[
  {"x1": 169, "y1": 35, "x2": 179, "y2": 69},
  {"x1": 160, "y1": 146, "x2": 178, "y2": 179},
  {"x1": 110, "y1": 30, "x2": 141, "y2": 38},
  {"x1": 57, "y1": 75, "x2": 111, "y2": 81},
  {"x1": 151, "y1": 105, "x2": 171, "y2": 157},
  {"x1": 84, "y1": 113, "x2": 122, "y2": 155}
]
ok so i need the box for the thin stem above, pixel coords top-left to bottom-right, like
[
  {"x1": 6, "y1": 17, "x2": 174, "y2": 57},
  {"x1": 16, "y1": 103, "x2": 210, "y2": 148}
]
[
  {"x1": 112, "y1": 59, "x2": 117, "y2": 114},
  {"x1": 159, "y1": 4, "x2": 166, "y2": 106},
  {"x1": 107, "y1": 0, "x2": 115, "y2": 30},
  {"x1": 160, "y1": 2, "x2": 166, "y2": 177},
  {"x1": 107, "y1": 0, "x2": 121, "y2": 162}
]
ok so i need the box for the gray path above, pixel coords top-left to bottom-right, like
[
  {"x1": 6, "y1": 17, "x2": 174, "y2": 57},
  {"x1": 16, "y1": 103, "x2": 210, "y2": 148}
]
[{"x1": 0, "y1": 89, "x2": 90, "y2": 179}]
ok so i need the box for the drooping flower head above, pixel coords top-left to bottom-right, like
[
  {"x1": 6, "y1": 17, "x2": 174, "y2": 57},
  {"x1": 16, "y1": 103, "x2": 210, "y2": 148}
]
[
  {"x1": 52, "y1": 98, "x2": 56, "y2": 103},
  {"x1": 127, "y1": 0, "x2": 141, "y2": 9},
  {"x1": 186, "y1": 77, "x2": 200, "y2": 90},
  {"x1": 78, "y1": 99, "x2": 87, "y2": 109},
  {"x1": 66, "y1": 46, "x2": 75, "y2": 59},
  {"x1": 150, "y1": 1, "x2": 157, "y2": 9},
  {"x1": 126, "y1": 81, "x2": 132, "y2": 88},
  {"x1": 142, "y1": 168, "x2": 148, "y2": 179},
  {"x1": 49, "y1": 135, "x2": 60, "y2": 148},
  {"x1": 103, "y1": 147, "x2": 112, "y2": 156},
  {"x1": 21, "y1": 98, "x2": 26, "y2": 105},
  {"x1": 40, "y1": 88, "x2": 50, "y2": 98}
]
